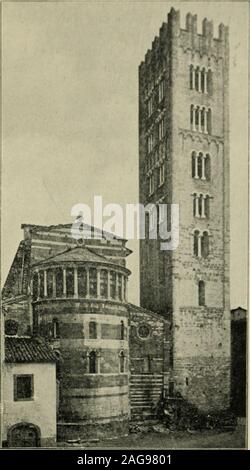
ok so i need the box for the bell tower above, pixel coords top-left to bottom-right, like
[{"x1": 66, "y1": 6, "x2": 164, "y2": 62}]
[{"x1": 139, "y1": 8, "x2": 230, "y2": 411}]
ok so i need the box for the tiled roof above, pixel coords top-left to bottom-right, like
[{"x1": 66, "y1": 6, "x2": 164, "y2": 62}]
[
  {"x1": 21, "y1": 222, "x2": 125, "y2": 241},
  {"x1": 128, "y1": 303, "x2": 169, "y2": 321},
  {"x1": 33, "y1": 246, "x2": 108, "y2": 266},
  {"x1": 5, "y1": 336, "x2": 57, "y2": 363}
]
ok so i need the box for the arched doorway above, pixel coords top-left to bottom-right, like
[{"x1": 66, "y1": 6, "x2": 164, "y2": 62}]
[{"x1": 8, "y1": 422, "x2": 41, "y2": 447}]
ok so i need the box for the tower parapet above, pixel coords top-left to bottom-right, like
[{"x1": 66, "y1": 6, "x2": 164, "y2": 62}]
[{"x1": 139, "y1": 9, "x2": 229, "y2": 74}]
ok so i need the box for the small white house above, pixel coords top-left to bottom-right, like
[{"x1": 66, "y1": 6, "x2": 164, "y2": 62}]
[{"x1": 2, "y1": 336, "x2": 57, "y2": 447}]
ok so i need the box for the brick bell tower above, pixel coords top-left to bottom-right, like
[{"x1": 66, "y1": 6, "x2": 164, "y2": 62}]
[{"x1": 139, "y1": 8, "x2": 230, "y2": 411}]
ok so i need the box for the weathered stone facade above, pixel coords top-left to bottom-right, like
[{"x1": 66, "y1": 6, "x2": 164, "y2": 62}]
[
  {"x1": 128, "y1": 304, "x2": 170, "y2": 421},
  {"x1": 139, "y1": 8, "x2": 230, "y2": 411},
  {"x1": 3, "y1": 224, "x2": 169, "y2": 440},
  {"x1": 2, "y1": 7, "x2": 232, "y2": 443}
]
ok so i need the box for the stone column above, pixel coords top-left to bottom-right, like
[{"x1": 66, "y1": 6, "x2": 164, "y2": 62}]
[
  {"x1": 44, "y1": 270, "x2": 47, "y2": 297},
  {"x1": 195, "y1": 195, "x2": 199, "y2": 218},
  {"x1": 198, "y1": 69, "x2": 202, "y2": 92},
  {"x1": 194, "y1": 153, "x2": 199, "y2": 179},
  {"x1": 198, "y1": 234, "x2": 202, "y2": 257},
  {"x1": 198, "y1": 108, "x2": 202, "y2": 132},
  {"x1": 63, "y1": 268, "x2": 67, "y2": 297},
  {"x1": 74, "y1": 267, "x2": 78, "y2": 298},
  {"x1": 204, "y1": 71, "x2": 208, "y2": 94},
  {"x1": 201, "y1": 155, "x2": 206, "y2": 180},
  {"x1": 201, "y1": 196, "x2": 206, "y2": 218}
]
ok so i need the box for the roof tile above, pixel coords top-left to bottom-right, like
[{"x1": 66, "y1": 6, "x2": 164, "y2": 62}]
[{"x1": 5, "y1": 336, "x2": 57, "y2": 363}]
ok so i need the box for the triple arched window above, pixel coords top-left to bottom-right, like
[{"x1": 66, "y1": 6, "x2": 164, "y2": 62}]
[
  {"x1": 191, "y1": 152, "x2": 210, "y2": 181},
  {"x1": 193, "y1": 193, "x2": 210, "y2": 218},
  {"x1": 190, "y1": 105, "x2": 212, "y2": 134},
  {"x1": 193, "y1": 230, "x2": 210, "y2": 258},
  {"x1": 190, "y1": 65, "x2": 212, "y2": 94}
]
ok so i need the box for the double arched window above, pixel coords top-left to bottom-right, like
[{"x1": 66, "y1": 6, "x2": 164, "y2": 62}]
[
  {"x1": 191, "y1": 152, "x2": 210, "y2": 181},
  {"x1": 193, "y1": 230, "x2": 210, "y2": 258}
]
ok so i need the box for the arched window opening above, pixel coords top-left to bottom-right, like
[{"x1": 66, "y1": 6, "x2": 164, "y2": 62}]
[
  {"x1": 119, "y1": 351, "x2": 125, "y2": 373},
  {"x1": 190, "y1": 105, "x2": 194, "y2": 129},
  {"x1": 198, "y1": 194, "x2": 203, "y2": 217},
  {"x1": 198, "y1": 153, "x2": 203, "y2": 179},
  {"x1": 207, "y1": 108, "x2": 212, "y2": 134},
  {"x1": 205, "y1": 154, "x2": 211, "y2": 181},
  {"x1": 47, "y1": 269, "x2": 53, "y2": 297},
  {"x1": 89, "y1": 268, "x2": 97, "y2": 297},
  {"x1": 100, "y1": 270, "x2": 108, "y2": 298},
  {"x1": 195, "y1": 67, "x2": 199, "y2": 91},
  {"x1": 201, "y1": 108, "x2": 205, "y2": 132},
  {"x1": 52, "y1": 318, "x2": 60, "y2": 339},
  {"x1": 193, "y1": 193, "x2": 197, "y2": 217},
  {"x1": 198, "y1": 280, "x2": 205, "y2": 306},
  {"x1": 89, "y1": 321, "x2": 97, "y2": 339},
  {"x1": 191, "y1": 152, "x2": 196, "y2": 178},
  {"x1": 201, "y1": 68, "x2": 205, "y2": 93},
  {"x1": 78, "y1": 268, "x2": 87, "y2": 297},
  {"x1": 193, "y1": 230, "x2": 200, "y2": 257},
  {"x1": 66, "y1": 268, "x2": 74, "y2": 297},
  {"x1": 201, "y1": 231, "x2": 209, "y2": 258},
  {"x1": 55, "y1": 268, "x2": 63, "y2": 297},
  {"x1": 205, "y1": 196, "x2": 210, "y2": 218},
  {"x1": 89, "y1": 351, "x2": 97, "y2": 374},
  {"x1": 195, "y1": 107, "x2": 199, "y2": 128},
  {"x1": 120, "y1": 320, "x2": 125, "y2": 340}
]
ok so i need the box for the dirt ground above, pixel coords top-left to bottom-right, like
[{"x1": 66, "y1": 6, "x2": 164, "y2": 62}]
[
  {"x1": 60, "y1": 422, "x2": 246, "y2": 449},
  {"x1": 93, "y1": 425, "x2": 246, "y2": 449}
]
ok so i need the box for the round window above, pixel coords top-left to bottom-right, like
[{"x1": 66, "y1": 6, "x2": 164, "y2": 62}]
[{"x1": 138, "y1": 323, "x2": 150, "y2": 339}]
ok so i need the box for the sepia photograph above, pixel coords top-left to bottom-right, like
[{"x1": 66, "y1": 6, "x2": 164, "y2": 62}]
[{"x1": 0, "y1": 0, "x2": 248, "y2": 455}]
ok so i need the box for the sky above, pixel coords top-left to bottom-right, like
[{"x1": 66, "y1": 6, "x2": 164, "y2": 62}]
[{"x1": 1, "y1": 1, "x2": 249, "y2": 309}]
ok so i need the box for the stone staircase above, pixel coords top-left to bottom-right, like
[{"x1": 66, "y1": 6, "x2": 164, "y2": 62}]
[{"x1": 130, "y1": 373, "x2": 163, "y2": 420}]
